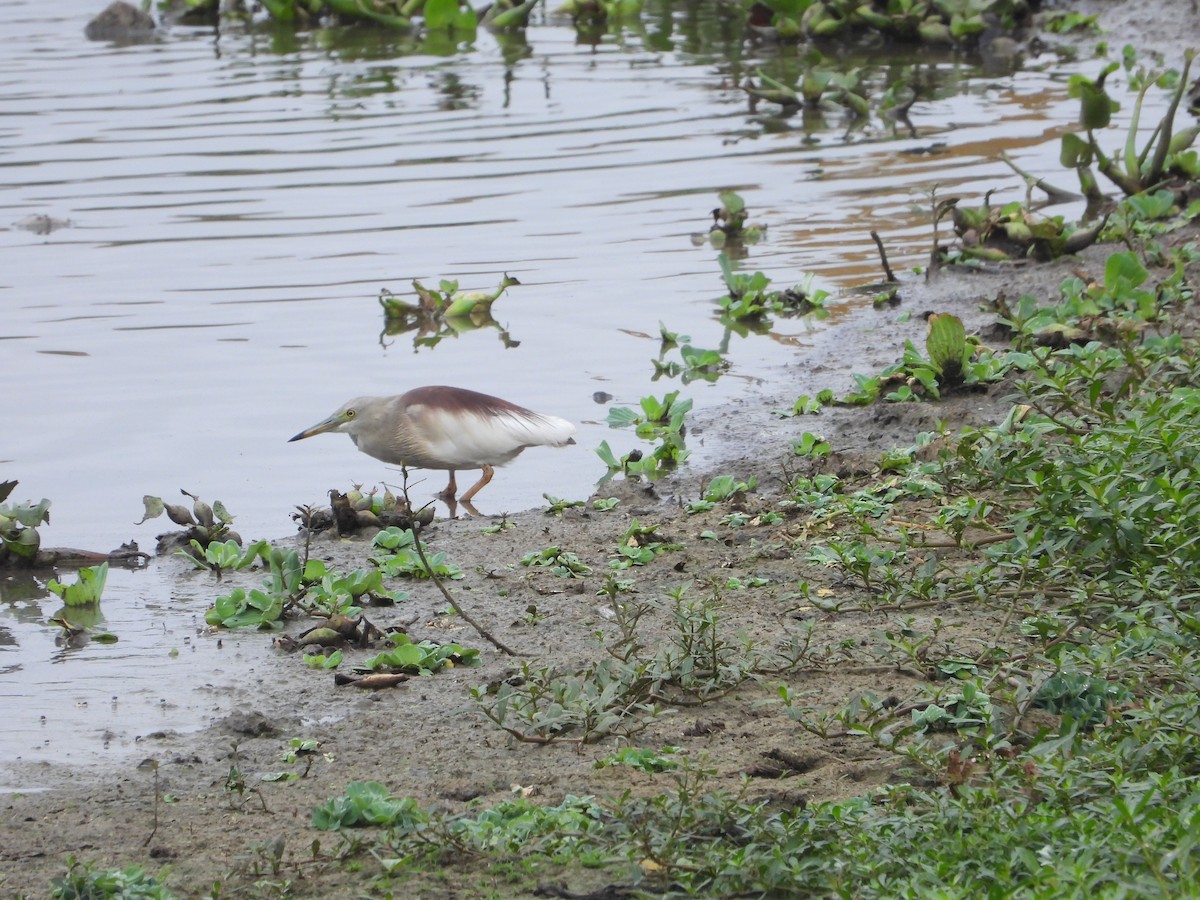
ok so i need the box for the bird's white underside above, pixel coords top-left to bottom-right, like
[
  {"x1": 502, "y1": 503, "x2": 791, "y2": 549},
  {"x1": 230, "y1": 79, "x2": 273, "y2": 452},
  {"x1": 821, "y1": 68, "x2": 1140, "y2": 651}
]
[{"x1": 405, "y1": 402, "x2": 575, "y2": 469}]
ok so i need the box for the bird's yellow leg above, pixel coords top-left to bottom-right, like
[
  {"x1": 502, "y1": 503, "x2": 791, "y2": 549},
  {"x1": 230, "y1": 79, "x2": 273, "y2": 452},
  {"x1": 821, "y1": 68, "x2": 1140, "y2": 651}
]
[
  {"x1": 459, "y1": 465, "x2": 494, "y2": 503},
  {"x1": 436, "y1": 470, "x2": 458, "y2": 500}
]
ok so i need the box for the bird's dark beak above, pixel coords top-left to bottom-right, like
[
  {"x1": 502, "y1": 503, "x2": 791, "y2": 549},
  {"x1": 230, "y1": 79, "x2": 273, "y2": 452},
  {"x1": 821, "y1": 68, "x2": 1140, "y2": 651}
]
[{"x1": 288, "y1": 414, "x2": 342, "y2": 443}]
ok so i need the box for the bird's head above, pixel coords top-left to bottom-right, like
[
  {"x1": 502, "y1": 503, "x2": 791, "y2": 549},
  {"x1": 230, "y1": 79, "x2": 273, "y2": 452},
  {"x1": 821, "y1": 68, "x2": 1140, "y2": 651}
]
[{"x1": 288, "y1": 397, "x2": 380, "y2": 443}]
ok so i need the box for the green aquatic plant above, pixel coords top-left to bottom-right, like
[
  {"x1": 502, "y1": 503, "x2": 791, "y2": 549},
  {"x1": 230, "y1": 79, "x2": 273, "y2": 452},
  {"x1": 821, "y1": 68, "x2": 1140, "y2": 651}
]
[
  {"x1": 521, "y1": 545, "x2": 593, "y2": 577},
  {"x1": 1063, "y1": 50, "x2": 1199, "y2": 198},
  {"x1": 381, "y1": 273, "x2": 520, "y2": 319},
  {"x1": 605, "y1": 390, "x2": 691, "y2": 436},
  {"x1": 610, "y1": 520, "x2": 683, "y2": 568},
  {"x1": 51, "y1": 855, "x2": 175, "y2": 900},
  {"x1": 48, "y1": 562, "x2": 109, "y2": 607},
  {"x1": 652, "y1": 344, "x2": 730, "y2": 384},
  {"x1": 998, "y1": 250, "x2": 1183, "y2": 346},
  {"x1": 945, "y1": 196, "x2": 1109, "y2": 263},
  {"x1": 312, "y1": 781, "x2": 429, "y2": 830},
  {"x1": 205, "y1": 586, "x2": 285, "y2": 630},
  {"x1": 686, "y1": 475, "x2": 756, "y2": 513},
  {"x1": 371, "y1": 526, "x2": 463, "y2": 579},
  {"x1": 178, "y1": 538, "x2": 269, "y2": 575},
  {"x1": 699, "y1": 191, "x2": 766, "y2": 248},
  {"x1": 745, "y1": 63, "x2": 868, "y2": 116},
  {"x1": 838, "y1": 313, "x2": 1016, "y2": 403},
  {"x1": 137, "y1": 490, "x2": 239, "y2": 547},
  {"x1": 379, "y1": 275, "x2": 520, "y2": 352},
  {"x1": 365, "y1": 632, "x2": 479, "y2": 674},
  {"x1": 0, "y1": 480, "x2": 49, "y2": 563}
]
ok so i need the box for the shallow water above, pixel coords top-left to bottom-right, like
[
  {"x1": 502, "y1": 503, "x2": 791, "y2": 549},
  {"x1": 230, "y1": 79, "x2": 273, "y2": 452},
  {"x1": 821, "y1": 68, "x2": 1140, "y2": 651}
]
[{"x1": 0, "y1": 0, "x2": 1167, "y2": 772}]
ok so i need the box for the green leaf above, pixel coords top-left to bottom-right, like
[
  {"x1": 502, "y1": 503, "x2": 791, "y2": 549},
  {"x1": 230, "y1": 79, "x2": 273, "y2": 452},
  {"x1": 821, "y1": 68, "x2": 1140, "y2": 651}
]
[
  {"x1": 48, "y1": 563, "x2": 108, "y2": 606},
  {"x1": 606, "y1": 407, "x2": 642, "y2": 428},
  {"x1": 925, "y1": 313, "x2": 967, "y2": 381}
]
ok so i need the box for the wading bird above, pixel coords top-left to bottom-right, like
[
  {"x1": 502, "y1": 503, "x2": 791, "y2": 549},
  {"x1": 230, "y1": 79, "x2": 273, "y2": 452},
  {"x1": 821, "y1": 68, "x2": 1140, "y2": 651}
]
[{"x1": 289, "y1": 385, "x2": 576, "y2": 505}]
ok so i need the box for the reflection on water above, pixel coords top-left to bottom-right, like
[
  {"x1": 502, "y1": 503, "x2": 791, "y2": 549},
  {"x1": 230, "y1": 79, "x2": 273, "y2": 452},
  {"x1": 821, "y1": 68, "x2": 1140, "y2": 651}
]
[
  {"x1": 0, "y1": 565, "x2": 275, "y2": 782},
  {"x1": 0, "y1": 0, "x2": 1162, "y2": 772}
]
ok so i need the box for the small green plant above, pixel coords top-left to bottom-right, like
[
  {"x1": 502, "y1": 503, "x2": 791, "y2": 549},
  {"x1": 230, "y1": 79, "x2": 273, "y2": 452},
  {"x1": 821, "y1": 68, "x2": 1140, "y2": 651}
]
[
  {"x1": 382, "y1": 272, "x2": 519, "y2": 320},
  {"x1": 543, "y1": 494, "x2": 586, "y2": 515},
  {"x1": 792, "y1": 432, "x2": 831, "y2": 458},
  {"x1": 595, "y1": 745, "x2": 682, "y2": 772},
  {"x1": 944, "y1": 196, "x2": 1109, "y2": 263},
  {"x1": 686, "y1": 475, "x2": 756, "y2": 513},
  {"x1": 304, "y1": 649, "x2": 344, "y2": 669},
  {"x1": 379, "y1": 274, "x2": 520, "y2": 351},
  {"x1": 611, "y1": 520, "x2": 683, "y2": 568},
  {"x1": 371, "y1": 527, "x2": 463, "y2": 579},
  {"x1": 312, "y1": 781, "x2": 429, "y2": 831},
  {"x1": 606, "y1": 390, "x2": 692, "y2": 436},
  {"x1": 365, "y1": 632, "x2": 479, "y2": 674},
  {"x1": 178, "y1": 538, "x2": 268, "y2": 575},
  {"x1": 698, "y1": 190, "x2": 765, "y2": 246},
  {"x1": 744, "y1": 60, "x2": 868, "y2": 116},
  {"x1": 300, "y1": 560, "x2": 406, "y2": 616},
  {"x1": 838, "y1": 313, "x2": 1016, "y2": 403},
  {"x1": 1042, "y1": 9, "x2": 1099, "y2": 33},
  {"x1": 48, "y1": 562, "x2": 109, "y2": 607},
  {"x1": 205, "y1": 587, "x2": 285, "y2": 630},
  {"x1": 652, "y1": 344, "x2": 730, "y2": 384},
  {"x1": 51, "y1": 855, "x2": 175, "y2": 899},
  {"x1": 999, "y1": 250, "x2": 1179, "y2": 346},
  {"x1": 521, "y1": 546, "x2": 593, "y2": 577}
]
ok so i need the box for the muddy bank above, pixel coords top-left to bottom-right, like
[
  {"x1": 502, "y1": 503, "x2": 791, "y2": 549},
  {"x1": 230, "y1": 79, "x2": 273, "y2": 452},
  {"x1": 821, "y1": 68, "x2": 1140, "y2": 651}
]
[{"x1": 4, "y1": 3, "x2": 1200, "y2": 895}]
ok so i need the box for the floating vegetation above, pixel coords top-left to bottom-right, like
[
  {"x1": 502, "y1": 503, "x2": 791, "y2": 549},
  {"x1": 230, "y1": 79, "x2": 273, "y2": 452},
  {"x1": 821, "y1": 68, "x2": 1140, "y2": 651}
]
[
  {"x1": 138, "y1": 490, "x2": 240, "y2": 548},
  {"x1": 0, "y1": 480, "x2": 49, "y2": 564},
  {"x1": 48, "y1": 562, "x2": 109, "y2": 607},
  {"x1": 379, "y1": 274, "x2": 520, "y2": 351},
  {"x1": 694, "y1": 191, "x2": 767, "y2": 248}
]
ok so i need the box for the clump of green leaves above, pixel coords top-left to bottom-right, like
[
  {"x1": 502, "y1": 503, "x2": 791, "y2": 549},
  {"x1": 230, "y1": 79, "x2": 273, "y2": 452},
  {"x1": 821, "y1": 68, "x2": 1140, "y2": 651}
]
[
  {"x1": 687, "y1": 475, "x2": 756, "y2": 513},
  {"x1": 372, "y1": 527, "x2": 463, "y2": 580},
  {"x1": 312, "y1": 781, "x2": 429, "y2": 831},
  {"x1": 605, "y1": 390, "x2": 692, "y2": 436},
  {"x1": 299, "y1": 560, "x2": 406, "y2": 617},
  {"x1": 205, "y1": 586, "x2": 285, "y2": 630},
  {"x1": 715, "y1": 254, "x2": 829, "y2": 330},
  {"x1": 943, "y1": 196, "x2": 1109, "y2": 263},
  {"x1": 744, "y1": 59, "x2": 868, "y2": 116},
  {"x1": 652, "y1": 344, "x2": 730, "y2": 384},
  {"x1": 381, "y1": 273, "x2": 519, "y2": 321},
  {"x1": 51, "y1": 855, "x2": 175, "y2": 899},
  {"x1": 379, "y1": 274, "x2": 519, "y2": 351},
  {"x1": 0, "y1": 480, "x2": 49, "y2": 564},
  {"x1": 598, "y1": 390, "x2": 693, "y2": 481},
  {"x1": 839, "y1": 313, "x2": 1016, "y2": 403},
  {"x1": 48, "y1": 562, "x2": 109, "y2": 607},
  {"x1": 699, "y1": 191, "x2": 765, "y2": 246},
  {"x1": 999, "y1": 250, "x2": 1180, "y2": 346},
  {"x1": 611, "y1": 520, "x2": 684, "y2": 568},
  {"x1": 365, "y1": 632, "x2": 479, "y2": 674},
  {"x1": 1063, "y1": 49, "x2": 1199, "y2": 198},
  {"x1": 204, "y1": 547, "x2": 301, "y2": 629},
  {"x1": 138, "y1": 490, "x2": 239, "y2": 547},
  {"x1": 595, "y1": 745, "x2": 681, "y2": 772},
  {"x1": 521, "y1": 546, "x2": 593, "y2": 577},
  {"x1": 178, "y1": 538, "x2": 269, "y2": 575}
]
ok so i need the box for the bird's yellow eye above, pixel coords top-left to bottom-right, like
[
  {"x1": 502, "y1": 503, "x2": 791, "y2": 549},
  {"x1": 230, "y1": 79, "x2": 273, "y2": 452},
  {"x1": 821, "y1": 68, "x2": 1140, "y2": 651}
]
[{"x1": 345, "y1": 409, "x2": 356, "y2": 419}]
